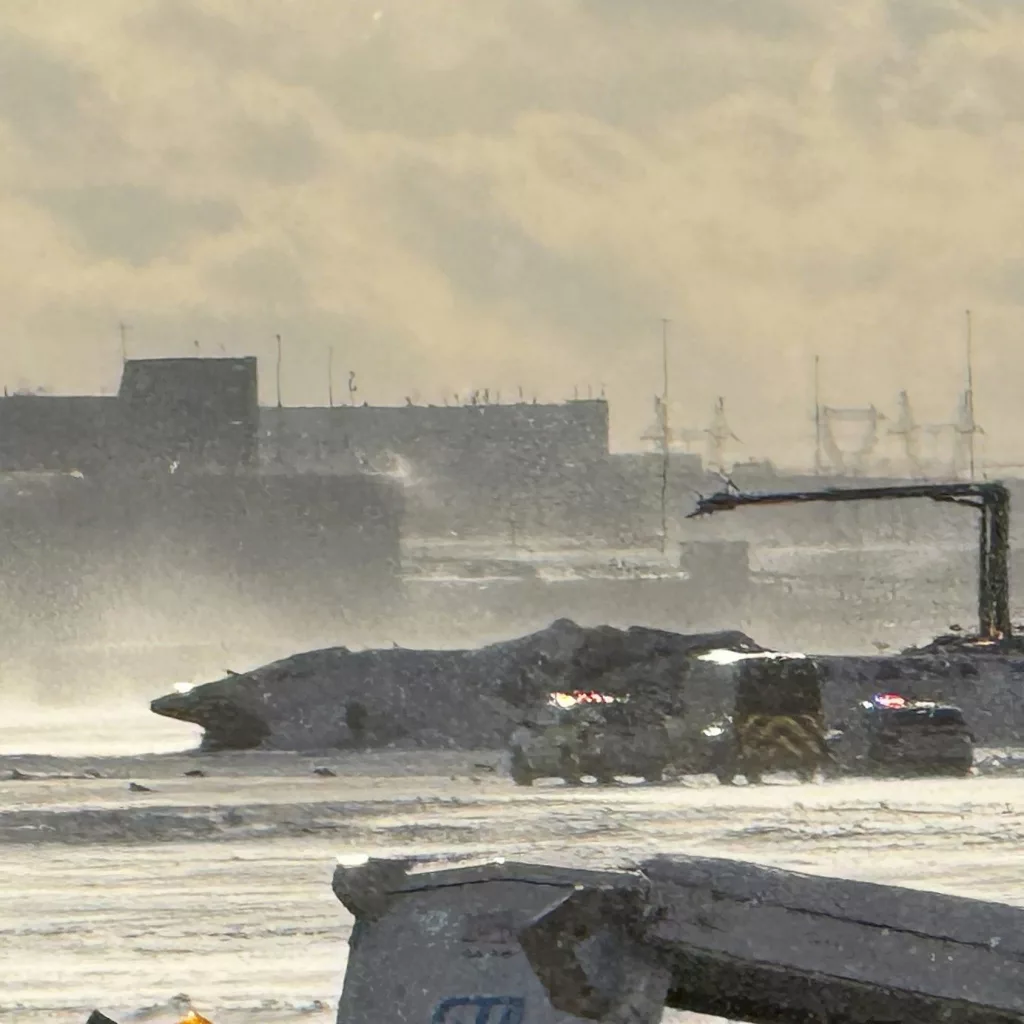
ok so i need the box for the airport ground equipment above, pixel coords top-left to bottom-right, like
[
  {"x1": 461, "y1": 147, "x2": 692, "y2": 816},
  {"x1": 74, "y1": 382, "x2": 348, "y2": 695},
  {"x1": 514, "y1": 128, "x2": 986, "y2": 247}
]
[{"x1": 709, "y1": 653, "x2": 833, "y2": 784}]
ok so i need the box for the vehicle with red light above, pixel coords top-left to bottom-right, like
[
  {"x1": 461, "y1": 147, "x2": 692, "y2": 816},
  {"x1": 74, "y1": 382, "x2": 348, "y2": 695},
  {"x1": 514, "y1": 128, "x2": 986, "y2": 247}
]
[
  {"x1": 507, "y1": 688, "x2": 688, "y2": 786},
  {"x1": 825, "y1": 691, "x2": 975, "y2": 777}
]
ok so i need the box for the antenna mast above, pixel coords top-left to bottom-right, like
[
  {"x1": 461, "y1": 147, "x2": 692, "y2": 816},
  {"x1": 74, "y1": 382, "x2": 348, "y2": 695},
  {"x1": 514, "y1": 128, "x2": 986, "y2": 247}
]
[
  {"x1": 328, "y1": 346, "x2": 335, "y2": 408},
  {"x1": 660, "y1": 317, "x2": 671, "y2": 555},
  {"x1": 966, "y1": 309, "x2": 976, "y2": 481},
  {"x1": 813, "y1": 354, "x2": 823, "y2": 474},
  {"x1": 118, "y1": 321, "x2": 131, "y2": 366},
  {"x1": 275, "y1": 334, "x2": 283, "y2": 408}
]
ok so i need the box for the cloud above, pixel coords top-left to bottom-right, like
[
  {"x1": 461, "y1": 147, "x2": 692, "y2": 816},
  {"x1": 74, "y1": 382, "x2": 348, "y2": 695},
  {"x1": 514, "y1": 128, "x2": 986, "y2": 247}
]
[
  {"x1": 0, "y1": 0, "x2": 1023, "y2": 468},
  {"x1": 0, "y1": 30, "x2": 100, "y2": 155},
  {"x1": 227, "y1": 116, "x2": 324, "y2": 185},
  {"x1": 381, "y1": 156, "x2": 664, "y2": 347},
  {"x1": 35, "y1": 185, "x2": 241, "y2": 265},
  {"x1": 583, "y1": 0, "x2": 816, "y2": 38},
  {"x1": 885, "y1": 0, "x2": 974, "y2": 47}
]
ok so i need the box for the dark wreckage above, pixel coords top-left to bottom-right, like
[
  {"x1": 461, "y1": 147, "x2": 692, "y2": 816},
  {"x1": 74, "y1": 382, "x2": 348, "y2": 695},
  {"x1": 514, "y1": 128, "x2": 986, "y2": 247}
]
[{"x1": 151, "y1": 614, "x2": 987, "y2": 784}]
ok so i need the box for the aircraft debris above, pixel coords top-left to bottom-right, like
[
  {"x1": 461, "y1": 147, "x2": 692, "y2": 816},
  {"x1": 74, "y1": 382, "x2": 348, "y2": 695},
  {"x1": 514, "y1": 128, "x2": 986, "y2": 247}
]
[{"x1": 334, "y1": 853, "x2": 1024, "y2": 1023}]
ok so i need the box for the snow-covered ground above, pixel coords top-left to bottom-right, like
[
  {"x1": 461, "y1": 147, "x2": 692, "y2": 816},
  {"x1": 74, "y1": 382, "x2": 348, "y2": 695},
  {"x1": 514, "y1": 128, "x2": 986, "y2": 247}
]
[{"x1": 5, "y1": 709, "x2": 1024, "y2": 1023}]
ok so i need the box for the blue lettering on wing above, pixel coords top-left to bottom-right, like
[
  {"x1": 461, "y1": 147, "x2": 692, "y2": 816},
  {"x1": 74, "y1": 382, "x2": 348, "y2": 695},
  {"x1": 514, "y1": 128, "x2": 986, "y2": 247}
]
[{"x1": 431, "y1": 995, "x2": 526, "y2": 1024}]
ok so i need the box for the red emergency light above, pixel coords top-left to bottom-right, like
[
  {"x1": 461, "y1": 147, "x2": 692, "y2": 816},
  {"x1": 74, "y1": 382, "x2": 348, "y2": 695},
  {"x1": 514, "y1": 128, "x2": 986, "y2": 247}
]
[{"x1": 872, "y1": 692, "x2": 908, "y2": 709}]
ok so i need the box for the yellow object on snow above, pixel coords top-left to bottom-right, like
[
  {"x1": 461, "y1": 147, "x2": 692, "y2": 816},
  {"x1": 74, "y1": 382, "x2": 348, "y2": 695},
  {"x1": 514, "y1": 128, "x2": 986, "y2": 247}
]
[{"x1": 177, "y1": 1013, "x2": 214, "y2": 1024}]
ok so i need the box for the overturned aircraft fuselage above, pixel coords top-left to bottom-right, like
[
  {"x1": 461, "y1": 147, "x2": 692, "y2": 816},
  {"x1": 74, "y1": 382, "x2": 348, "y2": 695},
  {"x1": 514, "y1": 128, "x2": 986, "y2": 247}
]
[{"x1": 149, "y1": 619, "x2": 767, "y2": 753}]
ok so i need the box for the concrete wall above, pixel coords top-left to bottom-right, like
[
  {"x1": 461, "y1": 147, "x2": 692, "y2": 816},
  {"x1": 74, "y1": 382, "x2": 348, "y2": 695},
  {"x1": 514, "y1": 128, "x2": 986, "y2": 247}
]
[
  {"x1": 0, "y1": 396, "x2": 121, "y2": 473},
  {"x1": 0, "y1": 470, "x2": 404, "y2": 662}
]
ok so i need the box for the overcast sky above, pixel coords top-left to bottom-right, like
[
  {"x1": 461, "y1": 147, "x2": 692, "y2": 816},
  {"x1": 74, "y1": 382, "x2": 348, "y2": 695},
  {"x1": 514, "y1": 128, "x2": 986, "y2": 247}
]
[{"x1": 1, "y1": 0, "x2": 1023, "y2": 467}]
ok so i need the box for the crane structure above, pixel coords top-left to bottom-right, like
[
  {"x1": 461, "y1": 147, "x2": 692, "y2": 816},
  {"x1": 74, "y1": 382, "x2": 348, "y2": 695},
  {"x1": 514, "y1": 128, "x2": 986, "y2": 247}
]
[
  {"x1": 813, "y1": 347, "x2": 984, "y2": 479},
  {"x1": 816, "y1": 403, "x2": 885, "y2": 476},
  {"x1": 687, "y1": 480, "x2": 1012, "y2": 642},
  {"x1": 641, "y1": 397, "x2": 738, "y2": 469},
  {"x1": 885, "y1": 389, "x2": 983, "y2": 480}
]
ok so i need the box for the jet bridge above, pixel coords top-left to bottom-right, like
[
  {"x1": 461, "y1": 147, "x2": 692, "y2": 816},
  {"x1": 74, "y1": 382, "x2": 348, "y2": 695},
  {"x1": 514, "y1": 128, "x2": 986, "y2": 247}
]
[{"x1": 334, "y1": 854, "x2": 1024, "y2": 1024}]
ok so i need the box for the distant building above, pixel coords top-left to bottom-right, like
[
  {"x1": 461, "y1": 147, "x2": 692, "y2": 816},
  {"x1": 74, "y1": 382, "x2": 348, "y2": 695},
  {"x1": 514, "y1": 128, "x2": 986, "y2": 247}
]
[
  {"x1": 259, "y1": 399, "x2": 611, "y2": 477},
  {"x1": 0, "y1": 363, "x2": 628, "y2": 539},
  {"x1": 118, "y1": 356, "x2": 259, "y2": 471},
  {"x1": 0, "y1": 356, "x2": 259, "y2": 474},
  {"x1": 0, "y1": 395, "x2": 121, "y2": 473}
]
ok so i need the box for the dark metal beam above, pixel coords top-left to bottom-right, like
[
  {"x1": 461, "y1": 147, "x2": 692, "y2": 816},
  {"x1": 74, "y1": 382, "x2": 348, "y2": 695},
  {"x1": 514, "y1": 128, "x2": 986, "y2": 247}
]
[{"x1": 687, "y1": 481, "x2": 1012, "y2": 640}]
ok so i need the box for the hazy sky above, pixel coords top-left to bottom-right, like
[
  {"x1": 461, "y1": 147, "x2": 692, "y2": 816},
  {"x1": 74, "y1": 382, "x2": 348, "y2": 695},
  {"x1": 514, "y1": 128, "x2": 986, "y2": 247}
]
[{"x1": 1, "y1": 0, "x2": 1023, "y2": 466}]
